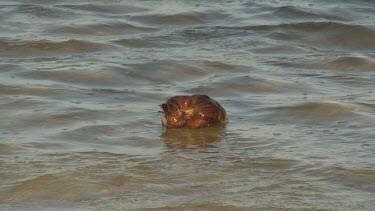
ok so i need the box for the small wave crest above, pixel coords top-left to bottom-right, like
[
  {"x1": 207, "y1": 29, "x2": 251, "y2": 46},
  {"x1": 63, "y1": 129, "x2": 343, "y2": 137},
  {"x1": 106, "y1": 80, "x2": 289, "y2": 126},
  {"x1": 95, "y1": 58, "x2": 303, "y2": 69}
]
[{"x1": 0, "y1": 39, "x2": 111, "y2": 56}]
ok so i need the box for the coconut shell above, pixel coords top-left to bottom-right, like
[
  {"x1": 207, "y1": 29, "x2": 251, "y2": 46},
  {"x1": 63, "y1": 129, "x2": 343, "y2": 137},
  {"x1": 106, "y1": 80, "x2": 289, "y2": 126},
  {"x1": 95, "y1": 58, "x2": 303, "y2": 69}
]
[{"x1": 160, "y1": 95, "x2": 227, "y2": 129}]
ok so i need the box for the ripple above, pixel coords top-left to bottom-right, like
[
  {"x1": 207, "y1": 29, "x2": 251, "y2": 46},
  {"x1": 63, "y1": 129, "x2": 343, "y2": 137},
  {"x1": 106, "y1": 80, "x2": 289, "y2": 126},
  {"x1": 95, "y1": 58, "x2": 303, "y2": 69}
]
[
  {"x1": 320, "y1": 74, "x2": 375, "y2": 86},
  {"x1": 275, "y1": 22, "x2": 375, "y2": 50},
  {"x1": 187, "y1": 75, "x2": 300, "y2": 96},
  {"x1": 252, "y1": 44, "x2": 312, "y2": 54},
  {"x1": 58, "y1": 125, "x2": 124, "y2": 142},
  {"x1": 112, "y1": 38, "x2": 164, "y2": 48},
  {"x1": 14, "y1": 4, "x2": 76, "y2": 18},
  {"x1": 58, "y1": 123, "x2": 161, "y2": 155},
  {"x1": 113, "y1": 63, "x2": 203, "y2": 85},
  {"x1": 121, "y1": 60, "x2": 247, "y2": 85},
  {"x1": 52, "y1": 22, "x2": 156, "y2": 36},
  {"x1": 274, "y1": 6, "x2": 323, "y2": 19},
  {"x1": 179, "y1": 27, "x2": 239, "y2": 41},
  {"x1": 252, "y1": 5, "x2": 347, "y2": 22},
  {"x1": 0, "y1": 39, "x2": 110, "y2": 56},
  {"x1": 229, "y1": 157, "x2": 300, "y2": 170},
  {"x1": 0, "y1": 63, "x2": 26, "y2": 73},
  {"x1": 18, "y1": 69, "x2": 130, "y2": 87},
  {"x1": 0, "y1": 84, "x2": 71, "y2": 98},
  {"x1": 310, "y1": 56, "x2": 375, "y2": 71},
  {"x1": 223, "y1": 22, "x2": 375, "y2": 51},
  {"x1": 2, "y1": 174, "x2": 105, "y2": 203},
  {"x1": 0, "y1": 108, "x2": 111, "y2": 131},
  {"x1": 0, "y1": 143, "x2": 30, "y2": 154},
  {"x1": 58, "y1": 4, "x2": 148, "y2": 14},
  {"x1": 305, "y1": 166, "x2": 375, "y2": 192},
  {"x1": 132, "y1": 10, "x2": 227, "y2": 25},
  {"x1": 274, "y1": 55, "x2": 375, "y2": 71},
  {"x1": 0, "y1": 98, "x2": 46, "y2": 111},
  {"x1": 274, "y1": 102, "x2": 370, "y2": 117}
]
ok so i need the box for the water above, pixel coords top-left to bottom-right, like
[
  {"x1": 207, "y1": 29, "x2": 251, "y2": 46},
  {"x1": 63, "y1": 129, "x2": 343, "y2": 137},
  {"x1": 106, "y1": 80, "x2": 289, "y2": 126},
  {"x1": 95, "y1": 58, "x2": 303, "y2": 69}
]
[{"x1": 0, "y1": 0, "x2": 374, "y2": 210}]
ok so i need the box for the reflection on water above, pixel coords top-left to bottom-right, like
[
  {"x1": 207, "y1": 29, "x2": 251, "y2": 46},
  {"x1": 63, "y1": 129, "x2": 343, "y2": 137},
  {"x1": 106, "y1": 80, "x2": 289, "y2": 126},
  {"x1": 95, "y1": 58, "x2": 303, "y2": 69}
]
[
  {"x1": 161, "y1": 126, "x2": 225, "y2": 149},
  {"x1": 1, "y1": 0, "x2": 375, "y2": 210}
]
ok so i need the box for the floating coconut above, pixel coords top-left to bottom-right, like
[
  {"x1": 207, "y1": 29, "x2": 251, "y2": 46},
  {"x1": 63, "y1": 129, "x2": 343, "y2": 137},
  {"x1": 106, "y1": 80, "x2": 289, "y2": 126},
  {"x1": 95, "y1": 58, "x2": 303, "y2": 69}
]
[{"x1": 160, "y1": 95, "x2": 227, "y2": 129}]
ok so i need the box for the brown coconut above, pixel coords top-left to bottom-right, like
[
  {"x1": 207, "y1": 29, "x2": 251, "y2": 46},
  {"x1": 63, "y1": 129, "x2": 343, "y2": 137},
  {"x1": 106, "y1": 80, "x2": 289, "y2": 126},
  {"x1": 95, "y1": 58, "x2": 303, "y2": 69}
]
[{"x1": 160, "y1": 95, "x2": 227, "y2": 129}]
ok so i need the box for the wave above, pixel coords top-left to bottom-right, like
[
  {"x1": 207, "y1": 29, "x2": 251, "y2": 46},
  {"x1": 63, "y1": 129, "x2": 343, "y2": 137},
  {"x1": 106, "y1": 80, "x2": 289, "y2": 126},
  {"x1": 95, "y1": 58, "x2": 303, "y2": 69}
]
[
  {"x1": 52, "y1": 22, "x2": 156, "y2": 36},
  {"x1": 304, "y1": 165, "x2": 375, "y2": 193},
  {"x1": 1, "y1": 174, "x2": 105, "y2": 203},
  {"x1": 187, "y1": 74, "x2": 301, "y2": 96},
  {"x1": 249, "y1": 5, "x2": 346, "y2": 22},
  {"x1": 131, "y1": 10, "x2": 227, "y2": 25},
  {"x1": 58, "y1": 3, "x2": 148, "y2": 14},
  {"x1": 118, "y1": 60, "x2": 247, "y2": 85},
  {"x1": 274, "y1": 54, "x2": 375, "y2": 71},
  {"x1": 18, "y1": 69, "x2": 130, "y2": 87},
  {"x1": 14, "y1": 4, "x2": 76, "y2": 18},
  {"x1": 219, "y1": 22, "x2": 375, "y2": 51},
  {"x1": 321, "y1": 56, "x2": 375, "y2": 71},
  {"x1": 280, "y1": 102, "x2": 367, "y2": 116},
  {"x1": 0, "y1": 39, "x2": 111, "y2": 56},
  {"x1": 112, "y1": 38, "x2": 165, "y2": 48}
]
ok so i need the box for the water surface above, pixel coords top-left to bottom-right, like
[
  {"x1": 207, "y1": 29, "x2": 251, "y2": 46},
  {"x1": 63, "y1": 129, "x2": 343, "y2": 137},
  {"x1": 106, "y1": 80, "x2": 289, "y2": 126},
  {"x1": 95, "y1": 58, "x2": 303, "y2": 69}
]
[{"x1": 0, "y1": 0, "x2": 374, "y2": 210}]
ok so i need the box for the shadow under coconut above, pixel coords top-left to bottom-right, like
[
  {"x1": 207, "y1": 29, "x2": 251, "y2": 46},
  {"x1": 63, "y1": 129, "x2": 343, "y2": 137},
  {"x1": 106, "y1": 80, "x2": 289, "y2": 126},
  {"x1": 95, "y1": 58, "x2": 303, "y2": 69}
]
[{"x1": 160, "y1": 125, "x2": 226, "y2": 149}]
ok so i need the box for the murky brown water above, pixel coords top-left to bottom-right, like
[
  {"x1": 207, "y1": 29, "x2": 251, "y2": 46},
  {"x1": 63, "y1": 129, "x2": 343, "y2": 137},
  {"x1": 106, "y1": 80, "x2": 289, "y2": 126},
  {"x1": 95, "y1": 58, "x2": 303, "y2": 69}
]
[{"x1": 1, "y1": 0, "x2": 375, "y2": 210}]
